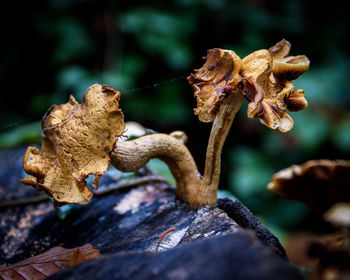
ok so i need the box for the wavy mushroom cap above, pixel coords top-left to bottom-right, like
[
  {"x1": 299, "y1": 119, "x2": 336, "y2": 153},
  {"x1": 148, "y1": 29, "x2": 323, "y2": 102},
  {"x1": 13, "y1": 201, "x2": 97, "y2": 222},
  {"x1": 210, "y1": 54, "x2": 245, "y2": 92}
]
[
  {"x1": 21, "y1": 84, "x2": 125, "y2": 205},
  {"x1": 269, "y1": 39, "x2": 310, "y2": 81},
  {"x1": 267, "y1": 160, "x2": 350, "y2": 212},
  {"x1": 241, "y1": 39, "x2": 309, "y2": 132},
  {"x1": 187, "y1": 48, "x2": 243, "y2": 122},
  {"x1": 187, "y1": 40, "x2": 309, "y2": 132}
]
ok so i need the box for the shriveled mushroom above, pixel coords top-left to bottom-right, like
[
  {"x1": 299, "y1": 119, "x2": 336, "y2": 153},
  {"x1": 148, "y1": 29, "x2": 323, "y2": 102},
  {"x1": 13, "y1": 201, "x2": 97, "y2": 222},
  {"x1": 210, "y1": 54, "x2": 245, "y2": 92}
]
[
  {"x1": 188, "y1": 39, "x2": 309, "y2": 206},
  {"x1": 267, "y1": 160, "x2": 350, "y2": 212},
  {"x1": 242, "y1": 39, "x2": 309, "y2": 132},
  {"x1": 269, "y1": 39, "x2": 310, "y2": 81},
  {"x1": 188, "y1": 48, "x2": 245, "y2": 205},
  {"x1": 21, "y1": 84, "x2": 200, "y2": 208},
  {"x1": 21, "y1": 84, "x2": 125, "y2": 205}
]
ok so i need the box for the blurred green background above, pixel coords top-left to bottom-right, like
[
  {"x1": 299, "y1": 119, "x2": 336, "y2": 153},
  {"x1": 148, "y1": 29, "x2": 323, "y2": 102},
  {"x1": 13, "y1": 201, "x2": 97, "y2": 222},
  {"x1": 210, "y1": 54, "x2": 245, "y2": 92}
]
[{"x1": 1, "y1": 0, "x2": 350, "y2": 243}]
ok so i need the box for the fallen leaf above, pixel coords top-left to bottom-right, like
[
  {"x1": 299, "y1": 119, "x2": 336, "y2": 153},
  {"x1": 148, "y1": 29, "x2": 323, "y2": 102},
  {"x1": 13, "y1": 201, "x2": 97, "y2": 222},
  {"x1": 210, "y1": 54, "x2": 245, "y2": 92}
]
[{"x1": 0, "y1": 244, "x2": 101, "y2": 280}]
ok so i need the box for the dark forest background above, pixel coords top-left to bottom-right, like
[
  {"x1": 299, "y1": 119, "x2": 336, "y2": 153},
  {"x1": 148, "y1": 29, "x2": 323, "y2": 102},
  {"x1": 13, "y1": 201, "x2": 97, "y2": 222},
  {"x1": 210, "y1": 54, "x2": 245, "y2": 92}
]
[{"x1": 1, "y1": 0, "x2": 350, "y2": 243}]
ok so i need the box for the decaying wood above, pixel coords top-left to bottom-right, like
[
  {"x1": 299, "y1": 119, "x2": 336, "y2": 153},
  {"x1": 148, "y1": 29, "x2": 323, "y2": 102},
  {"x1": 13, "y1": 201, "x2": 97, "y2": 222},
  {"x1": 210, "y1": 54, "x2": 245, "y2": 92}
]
[
  {"x1": 1, "y1": 145, "x2": 296, "y2": 279},
  {"x1": 48, "y1": 232, "x2": 301, "y2": 280}
]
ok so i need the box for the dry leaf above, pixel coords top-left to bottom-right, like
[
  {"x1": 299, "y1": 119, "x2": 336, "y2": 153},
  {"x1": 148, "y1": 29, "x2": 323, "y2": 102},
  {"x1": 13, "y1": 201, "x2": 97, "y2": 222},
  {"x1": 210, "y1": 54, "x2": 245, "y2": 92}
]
[{"x1": 0, "y1": 244, "x2": 101, "y2": 280}]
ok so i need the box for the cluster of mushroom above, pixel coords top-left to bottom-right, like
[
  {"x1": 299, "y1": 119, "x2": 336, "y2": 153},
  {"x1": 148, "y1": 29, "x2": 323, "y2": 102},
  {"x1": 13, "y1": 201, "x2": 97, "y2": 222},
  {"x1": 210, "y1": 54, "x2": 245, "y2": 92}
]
[
  {"x1": 21, "y1": 84, "x2": 201, "y2": 207},
  {"x1": 188, "y1": 39, "x2": 309, "y2": 131},
  {"x1": 21, "y1": 39, "x2": 309, "y2": 209},
  {"x1": 188, "y1": 39, "x2": 309, "y2": 205},
  {"x1": 268, "y1": 159, "x2": 350, "y2": 211},
  {"x1": 267, "y1": 159, "x2": 350, "y2": 278}
]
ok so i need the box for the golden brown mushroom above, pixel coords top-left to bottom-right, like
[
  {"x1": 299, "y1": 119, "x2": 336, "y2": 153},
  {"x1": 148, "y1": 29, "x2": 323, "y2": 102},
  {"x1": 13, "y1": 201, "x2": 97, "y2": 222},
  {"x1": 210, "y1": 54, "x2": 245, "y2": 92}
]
[
  {"x1": 188, "y1": 48, "x2": 245, "y2": 206},
  {"x1": 269, "y1": 39, "x2": 310, "y2": 81},
  {"x1": 21, "y1": 84, "x2": 125, "y2": 205},
  {"x1": 188, "y1": 40, "x2": 309, "y2": 206},
  {"x1": 267, "y1": 160, "x2": 350, "y2": 212},
  {"x1": 242, "y1": 39, "x2": 309, "y2": 132},
  {"x1": 21, "y1": 84, "x2": 200, "y2": 208},
  {"x1": 188, "y1": 48, "x2": 244, "y2": 123}
]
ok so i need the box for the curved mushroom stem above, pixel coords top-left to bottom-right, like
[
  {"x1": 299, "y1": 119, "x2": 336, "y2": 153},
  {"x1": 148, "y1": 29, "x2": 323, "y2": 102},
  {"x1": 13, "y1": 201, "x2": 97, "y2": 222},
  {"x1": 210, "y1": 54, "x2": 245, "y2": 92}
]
[
  {"x1": 199, "y1": 93, "x2": 245, "y2": 206},
  {"x1": 110, "y1": 133, "x2": 201, "y2": 208}
]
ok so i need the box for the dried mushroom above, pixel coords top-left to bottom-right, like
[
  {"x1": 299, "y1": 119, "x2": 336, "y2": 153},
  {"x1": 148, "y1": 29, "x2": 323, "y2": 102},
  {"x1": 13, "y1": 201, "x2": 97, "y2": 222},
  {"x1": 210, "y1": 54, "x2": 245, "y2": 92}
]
[
  {"x1": 242, "y1": 39, "x2": 309, "y2": 132},
  {"x1": 22, "y1": 84, "x2": 201, "y2": 208},
  {"x1": 188, "y1": 48, "x2": 243, "y2": 122},
  {"x1": 267, "y1": 160, "x2": 350, "y2": 212},
  {"x1": 20, "y1": 40, "x2": 310, "y2": 209},
  {"x1": 269, "y1": 39, "x2": 310, "y2": 81},
  {"x1": 188, "y1": 39, "x2": 309, "y2": 206},
  {"x1": 21, "y1": 84, "x2": 125, "y2": 205}
]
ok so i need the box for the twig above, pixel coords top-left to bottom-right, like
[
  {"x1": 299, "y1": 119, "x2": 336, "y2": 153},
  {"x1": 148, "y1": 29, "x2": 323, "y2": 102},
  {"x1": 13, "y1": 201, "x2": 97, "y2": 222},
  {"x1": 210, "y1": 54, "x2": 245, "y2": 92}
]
[
  {"x1": 0, "y1": 174, "x2": 169, "y2": 209},
  {"x1": 92, "y1": 174, "x2": 169, "y2": 195},
  {"x1": 0, "y1": 194, "x2": 49, "y2": 209}
]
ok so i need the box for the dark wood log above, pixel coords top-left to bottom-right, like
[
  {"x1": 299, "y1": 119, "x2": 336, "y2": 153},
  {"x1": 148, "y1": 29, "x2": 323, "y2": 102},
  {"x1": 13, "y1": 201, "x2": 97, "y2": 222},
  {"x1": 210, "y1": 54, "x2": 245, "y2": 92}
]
[
  {"x1": 48, "y1": 231, "x2": 302, "y2": 280},
  {"x1": 0, "y1": 147, "x2": 300, "y2": 279}
]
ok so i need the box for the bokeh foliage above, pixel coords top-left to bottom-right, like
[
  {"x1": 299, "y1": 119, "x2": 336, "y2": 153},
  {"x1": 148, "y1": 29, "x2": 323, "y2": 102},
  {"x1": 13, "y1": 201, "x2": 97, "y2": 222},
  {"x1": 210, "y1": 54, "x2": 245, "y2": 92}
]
[{"x1": 1, "y1": 0, "x2": 350, "y2": 241}]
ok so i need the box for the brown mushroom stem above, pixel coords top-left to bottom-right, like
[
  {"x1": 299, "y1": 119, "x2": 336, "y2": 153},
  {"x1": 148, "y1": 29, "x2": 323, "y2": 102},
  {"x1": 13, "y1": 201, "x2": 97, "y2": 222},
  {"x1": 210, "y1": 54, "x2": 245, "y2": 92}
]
[
  {"x1": 199, "y1": 93, "x2": 245, "y2": 206},
  {"x1": 110, "y1": 133, "x2": 201, "y2": 208}
]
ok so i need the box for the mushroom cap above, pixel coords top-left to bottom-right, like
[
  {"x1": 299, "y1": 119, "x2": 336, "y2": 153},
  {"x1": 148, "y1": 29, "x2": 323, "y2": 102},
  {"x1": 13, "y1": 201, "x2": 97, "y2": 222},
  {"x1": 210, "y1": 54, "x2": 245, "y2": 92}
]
[
  {"x1": 187, "y1": 48, "x2": 243, "y2": 122},
  {"x1": 241, "y1": 39, "x2": 309, "y2": 132},
  {"x1": 269, "y1": 39, "x2": 310, "y2": 81},
  {"x1": 324, "y1": 203, "x2": 350, "y2": 227},
  {"x1": 187, "y1": 40, "x2": 309, "y2": 132},
  {"x1": 267, "y1": 160, "x2": 350, "y2": 212},
  {"x1": 21, "y1": 84, "x2": 125, "y2": 205},
  {"x1": 241, "y1": 49, "x2": 272, "y2": 95}
]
